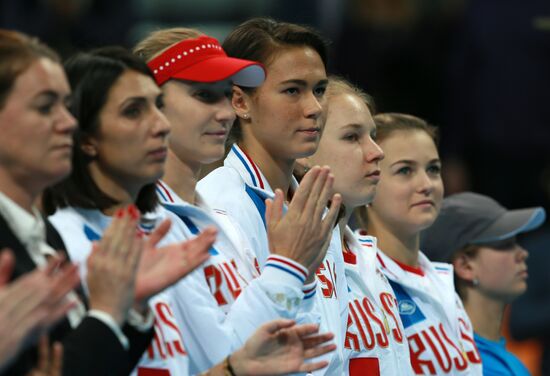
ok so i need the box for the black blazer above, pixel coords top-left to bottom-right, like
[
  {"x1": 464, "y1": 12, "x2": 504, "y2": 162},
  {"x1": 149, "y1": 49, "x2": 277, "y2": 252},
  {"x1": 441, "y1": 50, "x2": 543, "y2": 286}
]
[{"x1": 0, "y1": 213, "x2": 153, "y2": 376}]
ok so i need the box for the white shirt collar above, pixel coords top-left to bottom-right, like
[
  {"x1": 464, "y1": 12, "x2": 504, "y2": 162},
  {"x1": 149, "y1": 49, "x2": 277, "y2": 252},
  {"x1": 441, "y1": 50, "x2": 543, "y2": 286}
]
[
  {"x1": 0, "y1": 191, "x2": 86, "y2": 327},
  {"x1": 0, "y1": 191, "x2": 52, "y2": 264}
]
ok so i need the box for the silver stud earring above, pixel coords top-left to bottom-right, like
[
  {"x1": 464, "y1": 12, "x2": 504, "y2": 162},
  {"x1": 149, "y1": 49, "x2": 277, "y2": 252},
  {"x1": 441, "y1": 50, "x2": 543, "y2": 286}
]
[
  {"x1": 242, "y1": 113, "x2": 249, "y2": 119},
  {"x1": 472, "y1": 278, "x2": 479, "y2": 287}
]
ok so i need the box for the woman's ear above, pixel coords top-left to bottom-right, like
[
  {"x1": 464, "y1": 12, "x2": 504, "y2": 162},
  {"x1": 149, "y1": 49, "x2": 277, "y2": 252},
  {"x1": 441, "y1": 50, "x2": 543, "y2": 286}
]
[
  {"x1": 232, "y1": 86, "x2": 252, "y2": 121},
  {"x1": 80, "y1": 136, "x2": 98, "y2": 158},
  {"x1": 453, "y1": 252, "x2": 476, "y2": 283}
]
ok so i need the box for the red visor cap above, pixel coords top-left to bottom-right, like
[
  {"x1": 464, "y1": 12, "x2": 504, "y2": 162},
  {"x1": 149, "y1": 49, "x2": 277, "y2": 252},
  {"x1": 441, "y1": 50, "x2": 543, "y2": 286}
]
[{"x1": 147, "y1": 35, "x2": 265, "y2": 87}]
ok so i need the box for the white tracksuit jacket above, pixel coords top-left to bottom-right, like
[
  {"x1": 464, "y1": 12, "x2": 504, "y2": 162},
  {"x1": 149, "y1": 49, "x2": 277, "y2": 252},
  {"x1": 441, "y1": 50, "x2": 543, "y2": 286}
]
[
  {"x1": 155, "y1": 181, "x2": 320, "y2": 374},
  {"x1": 354, "y1": 231, "x2": 483, "y2": 375},
  {"x1": 50, "y1": 206, "x2": 190, "y2": 375},
  {"x1": 197, "y1": 144, "x2": 350, "y2": 375},
  {"x1": 343, "y1": 228, "x2": 414, "y2": 376},
  {"x1": 50, "y1": 202, "x2": 316, "y2": 375}
]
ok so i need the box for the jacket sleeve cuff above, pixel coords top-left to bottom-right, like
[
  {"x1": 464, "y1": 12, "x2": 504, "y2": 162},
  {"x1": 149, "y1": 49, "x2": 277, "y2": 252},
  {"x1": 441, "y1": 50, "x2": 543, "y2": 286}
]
[
  {"x1": 302, "y1": 280, "x2": 317, "y2": 300},
  {"x1": 87, "y1": 310, "x2": 129, "y2": 350},
  {"x1": 262, "y1": 255, "x2": 308, "y2": 290}
]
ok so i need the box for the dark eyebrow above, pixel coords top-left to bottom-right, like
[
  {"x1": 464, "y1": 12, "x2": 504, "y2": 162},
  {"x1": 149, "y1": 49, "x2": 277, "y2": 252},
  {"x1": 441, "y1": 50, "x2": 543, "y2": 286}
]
[
  {"x1": 279, "y1": 79, "x2": 307, "y2": 87},
  {"x1": 316, "y1": 79, "x2": 329, "y2": 87},
  {"x1": 391, "y1": 158, "x2": 441, "y2": 167},
  {"x1": 279, "y1": 78, "x2": 329, "y2": 87},
  {"x1": 119, "y1": 96, "x2": 147, "y2": 110},
  {"x1": 33, "y1": 90, "x2": 59, "y2": 102}
]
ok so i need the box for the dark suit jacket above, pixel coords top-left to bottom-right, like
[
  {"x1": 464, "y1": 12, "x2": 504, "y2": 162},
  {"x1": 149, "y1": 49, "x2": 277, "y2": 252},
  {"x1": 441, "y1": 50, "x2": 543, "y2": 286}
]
[{"x1": 0, "y1": 213, "x2": 153, "y2": 376}]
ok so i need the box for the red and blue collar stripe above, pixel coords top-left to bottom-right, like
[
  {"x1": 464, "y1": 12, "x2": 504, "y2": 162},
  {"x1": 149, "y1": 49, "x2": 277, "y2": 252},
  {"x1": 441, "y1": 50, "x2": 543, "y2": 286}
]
[
  {"x1": 231, "y1": 144, "x2": 265, "y2": 189},
  {"x1": 156, "y1": 180, "x2": 175, "y2": 203},
  {"x1": 358, "y1": 237, "x2": 374, "y2": 247}
]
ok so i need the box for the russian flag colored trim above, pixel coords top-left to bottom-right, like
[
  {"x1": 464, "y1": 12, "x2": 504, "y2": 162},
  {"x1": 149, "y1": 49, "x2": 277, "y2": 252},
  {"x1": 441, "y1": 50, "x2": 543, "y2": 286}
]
[
  {"x1": 358, "y1": 237, "x2": 374, "y2": 247},
  {"x1": 231, "y1": 145, "x2": 264, "y2": 189},
  {"x1": 156, "y1": 181, "x2": 174, "y2": 203},
  {"x1": 265, "y1": 255, "x2": 308, "y2": 284},
  {"x1": 303, "y1": 281, "x2": 317, "y2": 299},
  {"x1": 434, "y1": 266, "x2": 451, "y2": 274}
]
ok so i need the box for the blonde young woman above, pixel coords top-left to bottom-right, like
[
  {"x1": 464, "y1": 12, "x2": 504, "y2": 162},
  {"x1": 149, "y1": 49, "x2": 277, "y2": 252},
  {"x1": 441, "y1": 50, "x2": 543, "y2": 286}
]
[
  {"x1": 355, "y1": 113, "x2": 483, "y2": 375},
  {"x1": 197, "y1": 18, "x2": 348, "y2": 375},
  {"x1": 133, "y1": 27, "x2": 336, "y2": 374},
  {"x1": 296, "y1": 77, "x2": 415, "y2": 375}
]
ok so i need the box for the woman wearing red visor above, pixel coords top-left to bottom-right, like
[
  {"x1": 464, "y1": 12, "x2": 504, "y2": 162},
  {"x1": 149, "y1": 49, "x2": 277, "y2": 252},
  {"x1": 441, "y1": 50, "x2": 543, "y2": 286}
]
[{"x1": 133, "y1": 28, "x2": 336, "y2": 375}]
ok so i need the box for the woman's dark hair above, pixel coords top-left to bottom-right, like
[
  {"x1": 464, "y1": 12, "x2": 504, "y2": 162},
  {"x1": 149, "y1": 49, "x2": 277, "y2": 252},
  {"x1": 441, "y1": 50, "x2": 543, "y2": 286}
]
[
  {"x1": 222, "y1": 17, "x2": 330, "y2": 144},
  {"x1": 43, "y1": 46, "x2": 159, "y2": 215},
  {"x1": 223, "y1": 17, "x2": 329, "y2": 70},
  {"x1": 0, "y1": 29, "x2": 60, "y2": 109}
]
